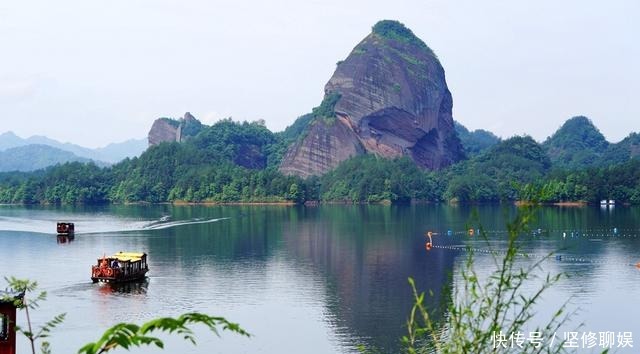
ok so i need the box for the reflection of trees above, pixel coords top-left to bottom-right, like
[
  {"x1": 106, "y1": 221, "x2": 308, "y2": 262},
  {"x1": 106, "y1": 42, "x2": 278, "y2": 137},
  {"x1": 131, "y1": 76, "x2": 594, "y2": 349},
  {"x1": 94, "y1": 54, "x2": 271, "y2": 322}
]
[
  {"x1": 143, "y1": 205, "x2": 292, "y2": 265},
  {"x1": 281, "y1": 205, "x2": 458, "y2": 352},
  {"x1": 529, "y1": 206, "x2": 640, "y2": 294}
]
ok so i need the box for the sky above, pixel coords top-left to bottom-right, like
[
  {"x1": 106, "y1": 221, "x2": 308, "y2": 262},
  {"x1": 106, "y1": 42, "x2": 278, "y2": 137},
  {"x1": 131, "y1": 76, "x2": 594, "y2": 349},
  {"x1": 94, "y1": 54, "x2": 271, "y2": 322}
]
[{"x1": 0, "y1": 0, "x2": 638, "y2": 148}]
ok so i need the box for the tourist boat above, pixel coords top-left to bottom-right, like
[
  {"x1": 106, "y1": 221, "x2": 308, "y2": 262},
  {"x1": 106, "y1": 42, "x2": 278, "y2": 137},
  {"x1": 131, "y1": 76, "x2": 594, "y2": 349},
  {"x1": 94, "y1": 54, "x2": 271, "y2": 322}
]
[
  {"x1": 91, "y1": 252, "x2": 149, "y2": 283},
  {"x1": 56, "y1": 222, "x2": 74, "y2": 235}
]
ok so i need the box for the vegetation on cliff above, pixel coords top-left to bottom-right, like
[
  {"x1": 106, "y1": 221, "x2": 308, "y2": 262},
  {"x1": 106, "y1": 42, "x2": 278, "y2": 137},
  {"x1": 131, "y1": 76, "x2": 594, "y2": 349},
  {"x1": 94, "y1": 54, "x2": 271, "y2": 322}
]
[{"x1": 372, "y1": 20, "x2": 430, "y2": 52}]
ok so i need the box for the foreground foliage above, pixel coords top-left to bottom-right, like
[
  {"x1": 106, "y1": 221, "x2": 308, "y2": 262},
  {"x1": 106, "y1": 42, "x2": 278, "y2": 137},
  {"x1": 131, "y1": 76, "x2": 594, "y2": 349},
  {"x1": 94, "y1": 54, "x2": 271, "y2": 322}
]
[
  {"x1": 2, "y1": 277, "x2": 65, "y2": 354},
  {"x1": 2, "y1": 277, "x2": 249, "y2": 354},
  {"x1": 398, "y1": 204, "x2": 576, "y2": 353},
  {"x1": 78, "y1": 313, "x2": 249, "y2": 354}
]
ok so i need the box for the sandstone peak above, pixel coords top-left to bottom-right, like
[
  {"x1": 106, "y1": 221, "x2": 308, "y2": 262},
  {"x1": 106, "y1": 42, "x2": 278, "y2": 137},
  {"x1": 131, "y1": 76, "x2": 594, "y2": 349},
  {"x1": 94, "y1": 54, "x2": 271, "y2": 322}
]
[
  {"x1": 183, "y1": 112, "x2": 196, "y2": 121},
  {"x1": 148, "y1": 112, "x2": 203, "y2": 146},
  {"x1": 280, "y1": 20, "x2": 464, "y2": 178}
]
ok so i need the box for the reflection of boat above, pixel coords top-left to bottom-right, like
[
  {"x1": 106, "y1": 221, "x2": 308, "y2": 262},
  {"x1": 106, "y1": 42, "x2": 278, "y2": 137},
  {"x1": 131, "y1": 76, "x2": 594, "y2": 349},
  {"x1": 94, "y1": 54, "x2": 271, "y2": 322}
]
[
  {"x1": 91, "y1": 252, "x2": 149, "y2": 283},
  {"x1": 98, "y1": 278, "x2": 149, "y2": 295},
  {"x1": 56, "y1": 234, "x2": 75, "y2": 244},
  {"x1": 56, "y1": 222, "x2": 74, "y2": 235}
]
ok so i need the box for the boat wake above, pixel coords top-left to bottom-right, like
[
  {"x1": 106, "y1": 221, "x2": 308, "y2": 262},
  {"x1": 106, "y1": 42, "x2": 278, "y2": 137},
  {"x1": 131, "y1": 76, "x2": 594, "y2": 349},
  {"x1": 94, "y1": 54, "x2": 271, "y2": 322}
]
[
  {"x1": 0, "y1": 214, "x2": 229, "y2": 235},
  {"x1": 80, "y1": 217, "x2": 230, "y2": 234},
  {"x1": 141, "y1": 217, "x2": 229, "y2": 230}
]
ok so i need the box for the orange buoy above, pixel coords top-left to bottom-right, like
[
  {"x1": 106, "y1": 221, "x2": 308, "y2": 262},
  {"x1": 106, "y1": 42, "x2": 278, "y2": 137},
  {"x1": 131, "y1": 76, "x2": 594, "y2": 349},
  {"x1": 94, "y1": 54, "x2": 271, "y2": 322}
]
[
  {"x1": 425, "y1": 232, "x2": 434, "y2": 249},
  {"x1": 104, "y1": 268, "x2": 114, "y2": 277},
  {"x1": 468, "y1": 228, "x2": 475, "y2": 237},
  {"x1": 636, "y1": 262, "x2": 640, "y2": 269}
]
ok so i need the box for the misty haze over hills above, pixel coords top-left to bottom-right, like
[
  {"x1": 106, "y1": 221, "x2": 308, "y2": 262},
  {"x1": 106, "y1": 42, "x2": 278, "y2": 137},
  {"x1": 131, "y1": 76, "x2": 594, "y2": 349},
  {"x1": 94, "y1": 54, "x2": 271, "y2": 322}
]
[{"x1": 0, "y1": 131, "x2": 147, "y2": 171}]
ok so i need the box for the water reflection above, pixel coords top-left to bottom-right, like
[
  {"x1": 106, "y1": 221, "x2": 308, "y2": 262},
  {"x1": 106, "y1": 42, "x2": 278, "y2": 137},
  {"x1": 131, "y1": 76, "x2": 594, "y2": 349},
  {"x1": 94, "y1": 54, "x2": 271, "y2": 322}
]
[
  {"x1": 280, "y1": 205, "x2": 457, "y2": 351},
  {"x1": 1, "y1": 204, "x2": 640, "y2": 353},
  {"x1": 96, "y1": 278, "x2": 149, "y2": 296},
  {"x1": 56, "y1": 234, "x2": 75, "y2": 244}
]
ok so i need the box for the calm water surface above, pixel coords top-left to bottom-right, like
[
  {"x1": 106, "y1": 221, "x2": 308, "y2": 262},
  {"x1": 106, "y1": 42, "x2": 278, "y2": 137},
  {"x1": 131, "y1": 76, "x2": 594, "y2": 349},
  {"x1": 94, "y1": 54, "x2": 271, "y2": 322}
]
[{"x1": 1, "y1": 204, "x2": 639, "y2": 353}]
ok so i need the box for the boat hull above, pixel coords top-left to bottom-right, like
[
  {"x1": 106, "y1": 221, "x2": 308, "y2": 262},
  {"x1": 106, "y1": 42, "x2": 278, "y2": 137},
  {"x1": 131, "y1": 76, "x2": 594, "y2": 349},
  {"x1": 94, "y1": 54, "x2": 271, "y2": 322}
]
[
  {"x1": 91, "y1": 269, "x2": 148, "y2": 283},
  {"x1": 56, "y1": 222, "x2": 75, "y2": 235},
  {"x1": 91, "y1": 252, "x2": 149, "y2": 284}
]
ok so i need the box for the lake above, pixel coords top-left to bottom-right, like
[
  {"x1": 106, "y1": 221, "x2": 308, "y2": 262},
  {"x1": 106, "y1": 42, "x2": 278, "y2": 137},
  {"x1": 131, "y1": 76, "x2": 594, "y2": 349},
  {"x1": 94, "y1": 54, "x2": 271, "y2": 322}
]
[{"x1": 1, "y1": 204, "x2": 639, "y2": 353}]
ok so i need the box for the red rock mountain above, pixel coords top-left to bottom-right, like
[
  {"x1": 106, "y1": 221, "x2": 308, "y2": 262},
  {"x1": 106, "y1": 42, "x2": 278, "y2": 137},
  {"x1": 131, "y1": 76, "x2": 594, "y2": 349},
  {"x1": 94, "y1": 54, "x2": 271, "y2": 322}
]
[
  {"x1": 279, "y1": 20, "x2": 464, "y2": 178},
  {"x1": 148, "y1": 112, "x2": 203, "y2": 146}
]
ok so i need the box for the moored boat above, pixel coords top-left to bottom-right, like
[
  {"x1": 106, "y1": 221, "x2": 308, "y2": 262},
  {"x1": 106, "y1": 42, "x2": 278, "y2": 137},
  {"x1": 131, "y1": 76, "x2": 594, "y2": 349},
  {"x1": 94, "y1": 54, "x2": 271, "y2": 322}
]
[
  {"x1": 91, "y1": 252, "x2": 149, "y2": 283},
  {"x1": 56, "y1": 222, "x2": 74, "y2": 235}
]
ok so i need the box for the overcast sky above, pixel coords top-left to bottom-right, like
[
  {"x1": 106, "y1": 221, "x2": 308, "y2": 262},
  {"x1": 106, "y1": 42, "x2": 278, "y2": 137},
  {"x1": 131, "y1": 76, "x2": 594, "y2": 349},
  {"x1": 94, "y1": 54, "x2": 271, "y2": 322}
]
[{"x1": 1, "y1": 0, "x2": 638, "y2": 148}]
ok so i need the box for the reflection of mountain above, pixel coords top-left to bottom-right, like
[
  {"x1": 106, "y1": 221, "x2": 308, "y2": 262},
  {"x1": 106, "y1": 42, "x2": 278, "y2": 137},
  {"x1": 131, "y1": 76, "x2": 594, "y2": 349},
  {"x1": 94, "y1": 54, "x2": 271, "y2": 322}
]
[{"x1": 281, "y1": 206, "x2": 457, "y2": 352}]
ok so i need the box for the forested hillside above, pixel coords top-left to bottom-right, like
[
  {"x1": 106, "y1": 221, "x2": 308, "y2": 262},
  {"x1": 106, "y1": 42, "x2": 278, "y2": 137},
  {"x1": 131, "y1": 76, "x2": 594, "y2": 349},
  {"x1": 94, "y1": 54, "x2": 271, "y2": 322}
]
[{"x1": 1, "y1": 116, "x2": 639, "y2": 205}]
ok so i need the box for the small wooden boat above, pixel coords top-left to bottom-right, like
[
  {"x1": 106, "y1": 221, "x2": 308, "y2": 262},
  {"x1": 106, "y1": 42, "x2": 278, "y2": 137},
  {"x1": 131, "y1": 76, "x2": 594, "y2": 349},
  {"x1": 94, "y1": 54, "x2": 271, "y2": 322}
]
[
  {"x1": 56, "y1": 222, "x2": 75, "y2": 235},
  {"x1": 91, "y1": 252, "x2": 149, "y2": 283}
]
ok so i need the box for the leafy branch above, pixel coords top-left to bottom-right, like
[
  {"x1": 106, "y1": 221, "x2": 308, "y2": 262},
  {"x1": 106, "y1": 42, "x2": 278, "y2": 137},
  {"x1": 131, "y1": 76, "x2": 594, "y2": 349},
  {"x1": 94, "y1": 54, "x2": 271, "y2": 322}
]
[
  {"x1": 78, "y1": 313, "x2": 250, "y2": 354},
  {"x1": 4, "y1": 277, "x2": 66, "y2": 354},
  {"x1": 4, "y1": 277, "x2": 250, "y2": 354},
  {"x1": 399, "y1": 202, "x2": 576, "y2": 354}
]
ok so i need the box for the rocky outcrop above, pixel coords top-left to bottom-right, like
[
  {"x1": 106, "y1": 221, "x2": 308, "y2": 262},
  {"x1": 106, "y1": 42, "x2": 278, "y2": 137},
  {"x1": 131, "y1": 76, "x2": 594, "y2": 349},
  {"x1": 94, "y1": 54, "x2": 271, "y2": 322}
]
[
  {"x1": 148, "y1": 112, "x2": 203, "y2": 146},
  {"x1": 280, "y1": 116, "x2": 365, "y2": 178},
  {"x1": 280, "y1": 20, "x2": 464, "y2": 177}
]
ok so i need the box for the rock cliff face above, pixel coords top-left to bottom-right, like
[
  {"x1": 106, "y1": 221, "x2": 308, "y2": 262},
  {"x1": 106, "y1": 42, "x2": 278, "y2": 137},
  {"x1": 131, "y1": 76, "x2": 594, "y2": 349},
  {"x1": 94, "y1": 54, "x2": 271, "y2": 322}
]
[
  {"x1": 280, "y1": 20, "x2": 464, "y2": 178},
  {"x1": 148, "y1": 112, "x2": 203, "y2": 146}
]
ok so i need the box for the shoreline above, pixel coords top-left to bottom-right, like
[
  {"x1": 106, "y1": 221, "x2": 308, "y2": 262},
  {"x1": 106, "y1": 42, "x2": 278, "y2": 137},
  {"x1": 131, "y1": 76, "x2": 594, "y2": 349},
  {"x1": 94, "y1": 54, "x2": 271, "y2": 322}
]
[
  {"x1": 514, "y1": 201, "x2": 588, "y2": 207},
  {"x1": 171, "y1": 200, "x2": 296, "y2": 206},
  {"x1": 0, "y1": 200, "x2": 630, "y2": 207}
]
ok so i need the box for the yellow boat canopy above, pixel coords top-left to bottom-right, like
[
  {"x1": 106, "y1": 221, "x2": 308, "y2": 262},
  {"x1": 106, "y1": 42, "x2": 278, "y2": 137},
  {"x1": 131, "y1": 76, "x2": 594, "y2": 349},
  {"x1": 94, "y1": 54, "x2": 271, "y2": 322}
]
[{"x1": 111, "y1": 251, "x2": 146, "y2": 262}]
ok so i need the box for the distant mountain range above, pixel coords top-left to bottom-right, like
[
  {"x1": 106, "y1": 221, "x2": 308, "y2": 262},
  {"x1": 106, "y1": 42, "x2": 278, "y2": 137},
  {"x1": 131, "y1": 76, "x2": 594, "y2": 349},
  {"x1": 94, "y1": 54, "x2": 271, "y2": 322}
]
[
  {"x1": 0, "y1": 131, "x2": 147, "y2": 172},
  {"x1": 0, "y1": 144, "x2": 101, "y2": 172}
]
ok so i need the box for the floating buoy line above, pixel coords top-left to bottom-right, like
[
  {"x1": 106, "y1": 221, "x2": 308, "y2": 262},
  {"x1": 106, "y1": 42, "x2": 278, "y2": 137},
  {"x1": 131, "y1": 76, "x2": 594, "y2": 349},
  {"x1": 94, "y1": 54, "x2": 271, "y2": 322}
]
[
  {"x1": 423, "y1": 228, "x2": 640, "y2": 268},
  {"x1": 431, "y1": 227, "x2": 639, "y2": 239},
  {"x1": 428, "y1": 244, "x2": 639, "y2": 268}
]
